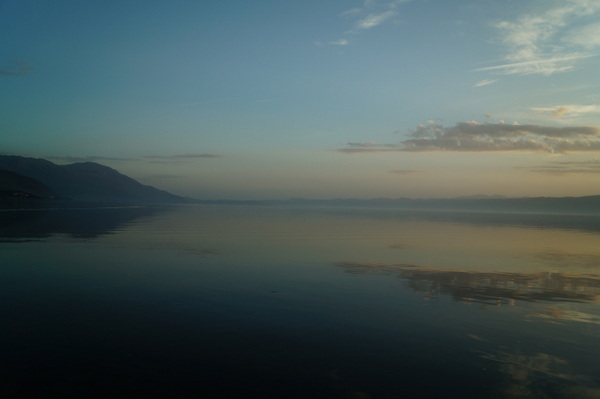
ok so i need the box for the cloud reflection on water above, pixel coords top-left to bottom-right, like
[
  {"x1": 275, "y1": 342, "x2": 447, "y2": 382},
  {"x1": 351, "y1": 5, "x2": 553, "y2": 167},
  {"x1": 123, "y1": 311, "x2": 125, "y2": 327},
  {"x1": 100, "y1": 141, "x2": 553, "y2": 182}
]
[
  {"x1": 337, "y1": 261, "x2": 600, "y2": 305},
  {"x1": 477, "y1": 351, "x2": 598, "y2": 398},
  {"x1": 338, "y1": 258, "x2": 600, "y2": 396}
]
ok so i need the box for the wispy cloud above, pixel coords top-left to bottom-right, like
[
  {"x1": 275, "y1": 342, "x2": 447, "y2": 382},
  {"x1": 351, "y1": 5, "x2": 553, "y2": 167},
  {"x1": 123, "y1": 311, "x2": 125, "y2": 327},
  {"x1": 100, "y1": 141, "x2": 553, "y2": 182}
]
[
  {"x1": 339, "y1": 148, "x2": 400, "y2": 154},
  {"x1": 49, "y1": 153, "x2": 222, "y2": 164},
  {"x1": 318, "y1": 0, "x2": 409, "y2": 47},
  {"x1": 355, "y1": 10, "x2": 398, "y2": 30},
  {"x1": 145, "y1": 153, "x2": 222, "y2": 160},
  {"x1": 0, "y1": 61, "x2": 33, "y2": 76},
  {"x1": 340, "y1": 8, "x2": 362, "y2": 18},
  {"x1": 531, "y1": 104, "x2": 600, "y2": 118},
  {"x1": 524, "y1": 159, "x2": 600, "y2": 174},
  {"x1": 340, "y1": 142, "x2": 402, "y2": 153},
  {"x1": 475, "y1": 54, "x2": 594, "y2": 75},
  {"x1": 346, "y1": 142, "x2": 381, "y2": 148},
  {"x1": 480, "y1": 0, "x2": 600, "y2": 76},
  {"x1": 47, "y1": 155, "x2": 132, "y2": 163},
  {"x1": 339, "y1": 120, "x2": 600, "y2": 153},
  {"x1": 563, "y1": 21, "x2": 600, "y2": 49},
  {"x1": 328, "y1": 39, "x2": 350, "y2": 46},
  {"x1": 473, "y1": 79, "x2": 497, "y2": 88}
]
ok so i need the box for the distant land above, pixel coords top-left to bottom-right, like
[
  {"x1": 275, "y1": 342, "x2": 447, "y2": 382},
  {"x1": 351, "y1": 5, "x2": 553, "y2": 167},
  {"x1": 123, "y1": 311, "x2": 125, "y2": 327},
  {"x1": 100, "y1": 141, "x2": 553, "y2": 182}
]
[
  {"x1": 252, "y1": 196, "x2": 600, "y2": 215},
  {"x1": 1, "y1": 154, "x2": 600, "y2": 214},
  {"x1": 0, "y1": 155, "x2": 183, "y2": 203},
  {"x1": 0, "y1": 169, "x2": 57, "y2": 199}
]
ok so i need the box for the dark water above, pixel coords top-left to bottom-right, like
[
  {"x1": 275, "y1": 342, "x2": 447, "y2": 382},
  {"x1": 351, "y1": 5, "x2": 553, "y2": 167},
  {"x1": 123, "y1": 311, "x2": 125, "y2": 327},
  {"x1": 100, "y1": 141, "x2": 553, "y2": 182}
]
[{"x1": 2, "y1": 204, "x2": 600, "y2": 398}]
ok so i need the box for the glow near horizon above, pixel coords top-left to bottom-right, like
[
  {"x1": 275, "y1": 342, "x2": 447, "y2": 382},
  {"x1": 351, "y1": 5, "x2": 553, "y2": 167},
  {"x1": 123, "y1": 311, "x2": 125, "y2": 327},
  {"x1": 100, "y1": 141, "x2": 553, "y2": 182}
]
[{"x1": 1, "y1": 0, "x2": 600, "y2": 199}]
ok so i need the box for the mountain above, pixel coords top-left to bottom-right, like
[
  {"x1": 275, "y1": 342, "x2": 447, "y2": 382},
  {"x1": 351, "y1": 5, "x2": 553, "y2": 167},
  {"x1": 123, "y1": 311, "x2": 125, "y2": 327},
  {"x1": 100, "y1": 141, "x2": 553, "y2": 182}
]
[
  {"x1": 0, "y1": 155, "x2": 184, "y2": 203},
  {"x1": 0, "y1": 169, "x2": 56, "y2": 199}
]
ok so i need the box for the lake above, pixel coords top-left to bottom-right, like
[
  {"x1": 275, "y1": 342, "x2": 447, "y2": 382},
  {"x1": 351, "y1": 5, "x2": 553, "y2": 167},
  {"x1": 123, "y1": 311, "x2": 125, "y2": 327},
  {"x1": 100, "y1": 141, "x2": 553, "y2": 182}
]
[{"x1": 2, "y1": 203, "x2": 600, "y2": 398}]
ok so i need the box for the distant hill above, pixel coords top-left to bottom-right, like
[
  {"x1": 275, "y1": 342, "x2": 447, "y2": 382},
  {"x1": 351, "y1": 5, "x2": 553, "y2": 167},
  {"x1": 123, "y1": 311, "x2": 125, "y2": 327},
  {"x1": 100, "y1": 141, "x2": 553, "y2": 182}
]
[
  {"x1": 0, "y1": 155, "x2": 184, "y2": 203},
  {"x1": 0, "y1": 169, "x2": 56, "y2": 199},
  {"x1": 264, "y1": 196, "x2": 600, "y2": 215},
  {"x1": 195, "y1": 195, "x2": 600, "y2": 215}
]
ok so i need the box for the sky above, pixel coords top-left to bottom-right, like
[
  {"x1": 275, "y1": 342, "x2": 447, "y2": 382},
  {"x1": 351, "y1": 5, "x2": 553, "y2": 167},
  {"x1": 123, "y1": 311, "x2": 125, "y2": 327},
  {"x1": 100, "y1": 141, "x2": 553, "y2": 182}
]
[{"x1": 2, "y1": 0, "x2": 600, "y2": 200}]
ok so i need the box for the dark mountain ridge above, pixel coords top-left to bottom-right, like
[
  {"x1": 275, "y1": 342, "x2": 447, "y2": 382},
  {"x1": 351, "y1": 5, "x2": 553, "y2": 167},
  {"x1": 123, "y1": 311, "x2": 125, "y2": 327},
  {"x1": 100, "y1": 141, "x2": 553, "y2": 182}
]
[
  {"x1": 0, "y1": 169, "x2": 56, "y2": 199},
  {"x1": 3, "y1": 154, "x2": 599, "y2": 213},
  {"x1": 0, "y1": 155, "x2": 183, "y2": 203}
]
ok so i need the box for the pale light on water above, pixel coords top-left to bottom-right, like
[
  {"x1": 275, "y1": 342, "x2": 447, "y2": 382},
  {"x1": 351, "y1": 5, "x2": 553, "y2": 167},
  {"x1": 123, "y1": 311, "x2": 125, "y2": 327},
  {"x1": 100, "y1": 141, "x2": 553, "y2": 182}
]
[{"x1": 1, "y1": 204, "x2": 600, "y2": 398}]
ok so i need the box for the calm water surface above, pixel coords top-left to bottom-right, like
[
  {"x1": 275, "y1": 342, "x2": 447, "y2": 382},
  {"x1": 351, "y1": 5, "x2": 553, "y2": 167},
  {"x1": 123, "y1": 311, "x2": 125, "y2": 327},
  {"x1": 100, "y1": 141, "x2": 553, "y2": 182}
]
[{"x1": 2, "y1": 204, "x2": 600, "y2": 398}]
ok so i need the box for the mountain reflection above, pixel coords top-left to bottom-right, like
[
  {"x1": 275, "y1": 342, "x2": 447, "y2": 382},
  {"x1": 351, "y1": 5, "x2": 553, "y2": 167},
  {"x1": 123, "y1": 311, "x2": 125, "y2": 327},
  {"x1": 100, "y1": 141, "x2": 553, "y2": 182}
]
[
  {"x1": 0, "y1": 204, "x2": 162, "y2": 241},
  {"x1": 337, "y1": 261, "x2": 600, "y2": 305}
]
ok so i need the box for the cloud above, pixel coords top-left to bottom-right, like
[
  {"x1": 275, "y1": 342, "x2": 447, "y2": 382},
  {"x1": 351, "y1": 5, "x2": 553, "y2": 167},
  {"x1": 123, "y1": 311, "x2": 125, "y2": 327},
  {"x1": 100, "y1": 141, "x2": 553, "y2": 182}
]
[
  {"x1": 339, "y1": 142, "x2": 402, "y2": 153},
  {"x1": 339, "y1": 148, "x2": 400, "y2": 154},
  {"x1": 46, "y1": 154, "x2": 222, "y2": 164},
  {"x1": 329, "y1": 39, "x2": 350, "y2": 46},
  {"x1": 473, "y1": 79, "x2": 497, "y2": 88},
  {"x1": 531, "y1": 104, "x2": 600, "y2": 118},
  {"x1": 0, "y1": 61, "x2": 33, "y2": 76},
  {"x1": 346, "y1": 142, "x2": 381, "y2": 148},
  {"x1": 340, "y1": 8, "x2": 361, "y2": 18},
  {"x1": 480, "y1": 0, "x2": 600, "y2": 76},
  {"x1": 339, "y1": 120, "x2": 600, "y2": 153},
  {"x1": 355, "y1": 10, "x2": 397, "y2": 30},
  {"x1": 524, "y1": 159, "x2": 600, "y2": 174},
  {"x1": 145, "y1": 153, "x2": 222, "y2": 160},
  {"x1": 551, "y1": 107, "x2": 570, "y2": 118},
  {"x1": 563, "y1": 21, "x2": 600, "y2": 49},
  {"x1": 404, "y1": 121, "x2": 600, "y2": 153},
  {"x1": 318, "y1": 0, "x2": 409, "y2": 47},
  {"x1": 47, "y1": 155, "x2": 132, "y2": 163},
  {"x1": 475, "y1": 54, "x2": 594, "y2": 75}
]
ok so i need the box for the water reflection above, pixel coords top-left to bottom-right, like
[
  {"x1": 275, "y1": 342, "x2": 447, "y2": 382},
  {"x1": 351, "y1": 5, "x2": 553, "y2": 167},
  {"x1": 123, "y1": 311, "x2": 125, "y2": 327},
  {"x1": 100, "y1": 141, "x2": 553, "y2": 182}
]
[
  {"x1": 403, "y1": 210, "x2": 600, "y2": 234},
  {"x1": 337, "y1": 257, "x2": 600, "y2": 396},
  {"x1": 0, "y1": 204, "x2": 162, "y2": 241},
  {"x1": 337, "y1": 262, "x2": 600, "y2": 305},
  {"x1": 478, "y1": 351, "x2": 600, "y2": 398},
  {"x1": 3, "y1": 204, "x2": 600, "y2": 397},
  {"x1": 280, "y1": 206, "x2": 600, "y2": 234},
  {"x1": 533, "y1": 252, "x2": 600, "y2": 269}
]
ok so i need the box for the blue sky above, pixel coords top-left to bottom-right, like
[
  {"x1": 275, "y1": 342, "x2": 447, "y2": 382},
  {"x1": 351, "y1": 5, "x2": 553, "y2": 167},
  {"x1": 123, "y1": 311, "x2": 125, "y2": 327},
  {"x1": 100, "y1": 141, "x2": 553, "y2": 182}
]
[{"x1": 2, "y1": 0, "x2": 600, "y2": 199}]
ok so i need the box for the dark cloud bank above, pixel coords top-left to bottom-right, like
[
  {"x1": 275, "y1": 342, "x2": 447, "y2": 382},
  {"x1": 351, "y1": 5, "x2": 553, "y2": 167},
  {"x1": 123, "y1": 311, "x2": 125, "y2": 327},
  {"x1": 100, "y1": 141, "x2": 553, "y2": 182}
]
[{"x1": 341, "y1": 121, "x2": 600, "y2": 153}]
